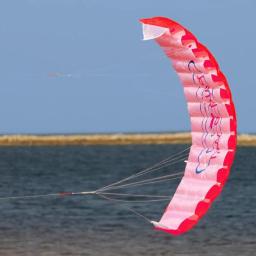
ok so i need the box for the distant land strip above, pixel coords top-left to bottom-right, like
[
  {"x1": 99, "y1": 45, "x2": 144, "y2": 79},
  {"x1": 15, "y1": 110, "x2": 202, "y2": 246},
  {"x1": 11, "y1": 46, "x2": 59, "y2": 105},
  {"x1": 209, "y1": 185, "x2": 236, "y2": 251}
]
[{"x1": 0, "y1": 133, "x2": 255, "y2": 146}]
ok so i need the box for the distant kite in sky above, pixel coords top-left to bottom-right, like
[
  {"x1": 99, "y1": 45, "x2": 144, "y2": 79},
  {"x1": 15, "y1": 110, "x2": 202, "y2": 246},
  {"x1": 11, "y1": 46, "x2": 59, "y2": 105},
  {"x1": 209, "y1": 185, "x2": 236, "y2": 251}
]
[{"x1": 48, "y1": 72, "x2": 73, "y2": 78}]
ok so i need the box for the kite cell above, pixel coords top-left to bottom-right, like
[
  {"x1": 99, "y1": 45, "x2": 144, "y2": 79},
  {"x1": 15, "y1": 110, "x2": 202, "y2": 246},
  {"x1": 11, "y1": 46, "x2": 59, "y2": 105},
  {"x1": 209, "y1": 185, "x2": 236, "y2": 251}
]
[{"x1": 140, "y1": 17, "x2": 237, "y2": 235}]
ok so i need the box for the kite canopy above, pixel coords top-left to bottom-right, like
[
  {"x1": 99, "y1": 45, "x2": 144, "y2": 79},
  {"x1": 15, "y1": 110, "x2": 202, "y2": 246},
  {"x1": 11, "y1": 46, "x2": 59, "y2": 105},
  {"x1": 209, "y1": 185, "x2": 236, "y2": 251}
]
[{"x1": 140, "y1": 17, "x2": 237, "y2": 235}]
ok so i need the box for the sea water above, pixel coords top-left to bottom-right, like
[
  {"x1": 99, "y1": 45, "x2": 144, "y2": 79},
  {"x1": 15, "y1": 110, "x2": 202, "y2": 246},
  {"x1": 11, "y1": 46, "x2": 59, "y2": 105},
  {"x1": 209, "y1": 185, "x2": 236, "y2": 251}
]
[{"x1": 0, "y1": 145, "x2": 255, "y2": 256}]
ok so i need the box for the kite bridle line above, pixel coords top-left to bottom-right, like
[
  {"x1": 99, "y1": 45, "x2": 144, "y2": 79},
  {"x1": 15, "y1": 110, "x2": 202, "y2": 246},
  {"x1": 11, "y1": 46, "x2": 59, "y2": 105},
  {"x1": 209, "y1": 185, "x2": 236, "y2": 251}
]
[
  {"x1": 0, "y1": 191, "x2": 96, "y2": 201},
  {"x1": 0, "y1": 146, "x2": 190, "y2": 224}
]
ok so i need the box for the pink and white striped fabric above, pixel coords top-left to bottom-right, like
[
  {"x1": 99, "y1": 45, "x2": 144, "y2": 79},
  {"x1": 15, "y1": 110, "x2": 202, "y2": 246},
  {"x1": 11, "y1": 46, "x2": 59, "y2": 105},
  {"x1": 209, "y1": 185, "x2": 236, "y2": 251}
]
[{"x1": 140, "y1": 17, "x2": 237, "y2": 235}]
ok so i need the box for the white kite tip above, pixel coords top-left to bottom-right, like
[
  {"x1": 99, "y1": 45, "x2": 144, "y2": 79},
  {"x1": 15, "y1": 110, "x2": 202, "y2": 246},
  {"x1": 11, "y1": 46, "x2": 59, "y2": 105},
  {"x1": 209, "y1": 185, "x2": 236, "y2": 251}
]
[
  {"x1": 150, "y1": 220, "x2": 170, "y2": 229},
  {"x1": 150, "y1": 220, "x2": 159, "y2": 226},
  {"x1": 142, "y1": 24, "x2": 168, "y2": 41}
]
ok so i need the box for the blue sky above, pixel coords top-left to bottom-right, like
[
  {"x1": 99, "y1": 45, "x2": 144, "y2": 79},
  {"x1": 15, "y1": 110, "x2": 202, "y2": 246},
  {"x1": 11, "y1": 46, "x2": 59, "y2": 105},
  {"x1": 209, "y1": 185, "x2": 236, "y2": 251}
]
[{"x1": 0, "y1": 0, "x2": 255, "y2": 134}]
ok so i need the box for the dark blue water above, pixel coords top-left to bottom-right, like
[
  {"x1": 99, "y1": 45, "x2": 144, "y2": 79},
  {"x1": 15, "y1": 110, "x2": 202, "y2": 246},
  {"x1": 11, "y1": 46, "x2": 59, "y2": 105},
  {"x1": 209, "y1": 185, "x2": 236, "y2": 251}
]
[{"x1": 0, "y1": 145, "x2": 255, "y2": 256}]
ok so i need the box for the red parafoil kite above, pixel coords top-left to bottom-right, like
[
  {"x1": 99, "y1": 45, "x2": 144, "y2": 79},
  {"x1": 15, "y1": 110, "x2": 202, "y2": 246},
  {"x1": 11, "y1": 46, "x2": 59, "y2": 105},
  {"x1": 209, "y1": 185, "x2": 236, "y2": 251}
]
[
  {"x1": 140, "y1": 17, "x2": 237, "y2": 235},
  {"x1": 0, "y1": 17, "x2": 237, "y2": 239}
]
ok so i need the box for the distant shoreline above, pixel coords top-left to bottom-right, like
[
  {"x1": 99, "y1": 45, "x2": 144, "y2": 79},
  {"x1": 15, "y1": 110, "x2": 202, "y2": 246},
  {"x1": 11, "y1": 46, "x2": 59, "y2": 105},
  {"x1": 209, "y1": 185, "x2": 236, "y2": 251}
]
[{"x1": 0, "y1": 133, "x2": 255, "y2": 146}]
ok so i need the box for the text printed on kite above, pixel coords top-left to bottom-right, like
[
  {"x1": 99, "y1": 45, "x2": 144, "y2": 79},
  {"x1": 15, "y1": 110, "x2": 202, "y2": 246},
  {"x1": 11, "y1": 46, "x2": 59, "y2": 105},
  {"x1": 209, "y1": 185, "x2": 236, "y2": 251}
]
[{"x1": 1, "y1": 17, "x2": 236, "y2": 236}]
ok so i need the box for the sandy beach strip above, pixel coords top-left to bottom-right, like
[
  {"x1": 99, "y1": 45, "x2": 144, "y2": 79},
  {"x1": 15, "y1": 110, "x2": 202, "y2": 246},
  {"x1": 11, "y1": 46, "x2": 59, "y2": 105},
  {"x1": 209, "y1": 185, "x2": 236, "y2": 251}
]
[{"x1": 0, "y1": 133, "x2": 255, "y2": 146}]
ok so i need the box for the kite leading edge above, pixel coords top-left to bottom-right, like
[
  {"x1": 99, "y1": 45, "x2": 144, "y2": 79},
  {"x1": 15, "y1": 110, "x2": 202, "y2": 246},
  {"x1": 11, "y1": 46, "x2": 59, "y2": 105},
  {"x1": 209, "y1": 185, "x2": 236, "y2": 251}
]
[{"x1": 140, "y1": 17, "x2": 237, "y2": 235}]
